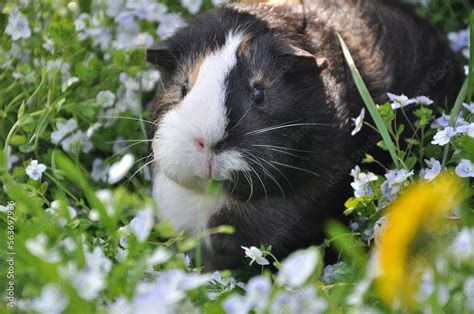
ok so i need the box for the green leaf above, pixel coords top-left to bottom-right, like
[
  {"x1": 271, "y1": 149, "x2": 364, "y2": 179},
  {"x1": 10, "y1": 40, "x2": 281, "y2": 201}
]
[
  {"x1": 205, "y1": 179, "x2": 222, "y2": 196},
  {"x1": 325, "y1": 221, "x2": 367, "y2": 270},
  {"x1": 337, "y1": 34, "x2": 399, "y2": 168},
  {"x1": 405, "y1": 156, "x2": 417, "y2": 170}
]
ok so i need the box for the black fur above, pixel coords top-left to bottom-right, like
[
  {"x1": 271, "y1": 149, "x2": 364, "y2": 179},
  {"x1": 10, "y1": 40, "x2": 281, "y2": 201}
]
[{"x1": 147, "y1": 0, "x2": 463, "y2": 270}]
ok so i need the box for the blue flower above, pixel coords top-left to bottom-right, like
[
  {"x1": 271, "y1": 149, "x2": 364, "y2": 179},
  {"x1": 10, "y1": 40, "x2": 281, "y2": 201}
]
[
  {"x1": 423, "y1": 158, "x2": 441, "y2": 181},
  {"x1": 431, "y1": 127, "x2": 455, "y2": 146},
  {"x1": 455, "y1": 159, "x2": 474, "y2": 178},
  {"x1": 448, "y1": 27, "x2": 469, "y2": 52},
  {"x1": 414, "y1": 95, "x2": 434, "y2": 106},
  {"x1": 387, "y1": 92, "x2": 415, "y2": 109},
  {"x1": 96, "y1": 90, "x2": 115, "y2": 108},
  {"x1": 381, "y1": 168, "x2": 413, "y2": 201},
  {"x1": 350, "y1": 166, "x2": 378, "y2": 197},
  {"x1": 4, "y1": 8, "x2": 31, "y2": 41},
  {"x1": 455, "y1": 122, "x2": 474, "y2": 138}
]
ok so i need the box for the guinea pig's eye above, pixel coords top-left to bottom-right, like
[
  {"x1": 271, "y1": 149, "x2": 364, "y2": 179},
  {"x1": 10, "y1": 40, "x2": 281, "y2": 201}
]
[
  {"x1": 181, "y1": 80, "x2": 189, "y2": 98},
  {"x1": 252, "y1": 83, "x2": 265, "y2": 105}
]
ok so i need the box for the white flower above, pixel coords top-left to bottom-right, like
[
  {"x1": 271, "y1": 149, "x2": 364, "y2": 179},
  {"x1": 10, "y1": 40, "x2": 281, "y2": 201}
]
[
  {"x1": 88, "y1": 209, "x2": 100, "y2": 221},
  {"x1": 50, "y1": 118, "x2": 93, "y2": 153},
  {"x1": 108, "y1": 153, "x2": 135, "y2": 184},
  {"x1": 5, "y1": 8, "x2": 31, "y2": 41},
  {"x1": 133, "y1": 270, "x2": 210, "y2": 312},
  {"x1": 6, "y1": 146, "x2": 19, "y2": 170},
  {"x1": 241, "y1": 246, "x2": 269, "y2": 266},
  {"x1": 431, "y1": 127, "x2": 455, "y2": 145},
  {"x1": 115, "y1": 73, "x2": 141, "y2": 114},
  {"x1": 451, "y1": 228, "x2": 474, "y2": 259},
  {"x1": 105, "y1": 0, "x2": 124, "y2": 17},
  {"x1": 25, "y1": 234, "x2": 61, "y2": 263},
  {"x1": 455, "y1": 122, "x2": 474, "y2": 138},
  {"x1": 455, "y1": 159, "x2": 474, "y2": 178},
  {"x1": 423, "y1": 158, "x2": 441, "y2": 181},
  {"x1": 74, "y1": 270, "x2": 106, "y2": 300},
  {"x1": 463, "y1": 102, "x2": 474, "y2": 113},
  {"x1": 96, "y1": 90, "x2": 115, "y2": 108},
  {"x1": 96, "y1": 189, "x2": 115, "y2": 216},
  {"x1": 350, "y1": 166, "x2": 378, "y2": 197},
  {"x1": 144, "y1": 2, "x2": 168, "y2": 22},
  {"x1": 108, "y1": 297, "x2": 132, "y2": 314},
  {"x1": 61, "y1": 76, "x2": 80, "y2": 92},
  {"x1": 180, "y1": 0, "x2": 202, "y2": 14},
  {"x1": 156, "y1": 13, "x2": 185, "y2": 39},
  {"x1": 140, "y1": 69, "x2": 161, "y2": 91},
  {"x1": 414, "y1": 95, "x2": 433, "y2": 105},
  {"x1": 59, "y1": 237, "x2": 76, "y2": 253},
  {"x1": 26, "y1": 160, "x2": 47, "y2": 181},
  {"x1": 51, "y1": 118, "x2": 78, "y2": 145},
  {"x1": 177, "y1": 253, "x2": 191, "y2": 267},
  {"x1": 134, "y1": 32, "x2": 154, "y2": 49},
  {"x1": 46, "y1": 200, "x2": 77, "y2": 226},
  {"x1": 387, "y1": 92, "x2": 415, "y2": 109},
  {"x1": 42, "y1": 36, "x2": 55, "y2": 54},
  {"x1": 381, "y1": 168, "x2": 413, "y2": 201},
  {"x1": 351, "y1": 108, "x2": 365, "y2": 136},
  {"x1": 147, "y1": 247, "x2": 172, "y2": 266},
  {"x1": 245, "y1": 276, "x2": 272, "y2": 310},
  {"x1": 417, "y1": 270, "x2": 435, "y2": 302},
  {"x1": 212, "y1": 0, "x2": 230, "y2": 5},
  {"x1": 85, "y1": 247, "x2": 112, "y2": 274},
  {"x1": 448, "y1": 27, "x2": 469, "y2": 52},
  {"x1": 222, "y1": 295, "x2": 251, "y2": 314},
  {"x1": 115, "y1": 247, "x2": 128, "y2": 263},
  {"x1": 91, "y1": 158, "x2": 109, "y2": 182},
  {"x1": 67, "y1": 1, "x2": 79, "y2": 12},
  {"x1": 464, "y1": 277, "x2": 474, "y2": 308},
  {"x1": 276, "y1": 248, "x2": 318, "y2": 288},
  {"x1": 130, "y1": 207, "x2": 154, "y2": 243},
  {"x1": 30, "y1": 283, "x2": 68, "y2": 314}
]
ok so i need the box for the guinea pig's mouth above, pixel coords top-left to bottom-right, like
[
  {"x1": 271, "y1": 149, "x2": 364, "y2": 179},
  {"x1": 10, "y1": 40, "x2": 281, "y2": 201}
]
[{"x1": 159, "y1": 168, "x2": 231, "y2": 195}]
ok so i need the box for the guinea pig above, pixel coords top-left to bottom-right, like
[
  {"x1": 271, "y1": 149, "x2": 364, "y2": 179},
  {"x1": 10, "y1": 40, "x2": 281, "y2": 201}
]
[{"x1": 146, "y1": 0, "x2": 463, "y2": 270}]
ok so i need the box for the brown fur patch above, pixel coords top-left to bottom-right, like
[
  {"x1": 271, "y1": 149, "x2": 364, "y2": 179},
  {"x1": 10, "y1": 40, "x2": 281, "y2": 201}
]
[{"x1": 189, "y1": 57, "x2": 204, "y2": 87}]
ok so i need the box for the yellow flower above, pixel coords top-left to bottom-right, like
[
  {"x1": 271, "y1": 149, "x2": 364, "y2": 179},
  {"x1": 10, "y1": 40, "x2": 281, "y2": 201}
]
[{"x1": 376, "y1": 172, "x2": 467, "y2": 308}]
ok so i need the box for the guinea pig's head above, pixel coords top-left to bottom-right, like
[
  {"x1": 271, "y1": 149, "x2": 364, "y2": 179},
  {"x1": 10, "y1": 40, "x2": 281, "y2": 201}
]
[{"x1": 147, "y1": 8, "x2": 336, "y2": 200}]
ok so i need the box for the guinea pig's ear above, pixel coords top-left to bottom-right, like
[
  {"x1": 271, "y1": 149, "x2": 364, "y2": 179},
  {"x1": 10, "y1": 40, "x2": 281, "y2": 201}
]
[
  {"x1": 282, "y1": 45, "x2": 328, "y2": 72},
  {"x1": 146, "y1": 41, "x2": 177, "y2": 73}
]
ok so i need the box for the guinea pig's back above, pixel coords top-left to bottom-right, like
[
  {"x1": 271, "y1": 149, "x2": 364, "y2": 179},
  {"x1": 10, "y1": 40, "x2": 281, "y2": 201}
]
[{"x1": 304, "y1": 0, "x2": 463, "y2": 106}]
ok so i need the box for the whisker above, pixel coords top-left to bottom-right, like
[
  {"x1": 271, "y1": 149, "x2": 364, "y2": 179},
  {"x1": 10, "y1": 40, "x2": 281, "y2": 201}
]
[
  {"x1": 257, "y1": 146, "x2": 310, "y2": 160},
  {"x1": 270, "y1": 160, "x2": 320, "y2": 177},
  {"x1": 105, "y1": 141, "x2": 150, "y2": 163},
  {"x1": 97, "y1": 115, "x2": 158, "y2": 126},
  {"x1": 252, "y1": 144, "x2": 317, "y2": 154},
  {"x1": 241, "y1": 150, "x2": 286, "y2": 199},
  {"x1": 126, "y1": 156, "x2": 156, "y2": 184},
  {"x1": 229, "y1": 105, "x2": 252, "y2": 132},
  {"x1": 246, "y1": 122, "x2": 333, "y2": 136},
  {"x1": 105, "y1": 139, "x2": 153, "y2": 143},
  {"x1": 244, "y1": 160, "x2": 268, "y2": 202}
]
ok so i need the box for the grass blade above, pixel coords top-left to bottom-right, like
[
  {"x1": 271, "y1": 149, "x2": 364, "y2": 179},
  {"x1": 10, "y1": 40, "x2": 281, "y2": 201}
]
[{"x1": 337, "y1": 33, "x2": 400, "y2": 168}]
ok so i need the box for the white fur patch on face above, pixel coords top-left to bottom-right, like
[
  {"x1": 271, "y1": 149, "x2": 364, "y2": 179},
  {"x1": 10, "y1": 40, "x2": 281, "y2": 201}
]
[
  {"x1": 152, "y1": 31, "x2": 251, "y2": 234},
  {"x1": 153, "y1": 32, "x2": 249, "y2": 187}
]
